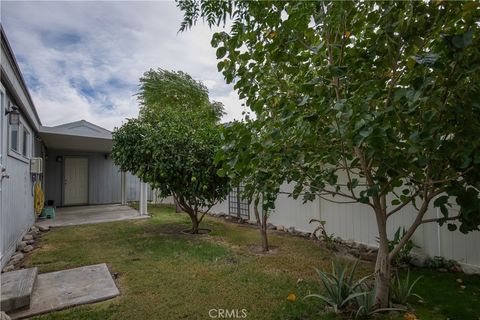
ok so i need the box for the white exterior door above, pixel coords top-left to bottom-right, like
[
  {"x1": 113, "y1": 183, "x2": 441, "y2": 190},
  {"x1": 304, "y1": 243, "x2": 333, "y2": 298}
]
[{"x1": 64, "y1": 157, "x2": 88, "y2": 205}]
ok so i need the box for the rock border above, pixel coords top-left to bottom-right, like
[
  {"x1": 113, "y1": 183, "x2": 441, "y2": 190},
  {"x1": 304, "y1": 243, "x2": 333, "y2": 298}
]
[{"x1": 1, "y1": 225, "x2": 50, "y2": 273}]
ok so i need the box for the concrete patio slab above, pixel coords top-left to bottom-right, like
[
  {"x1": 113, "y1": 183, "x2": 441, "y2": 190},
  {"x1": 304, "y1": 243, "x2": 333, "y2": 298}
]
[
  {"x1": 1, "y1": 268, "x2": 38, "y2": 312},
  {"x1": 9, "y1": 264, "x2": 120, "y2": 319},
  {"x1": 35, "y1": 204, "x2": 148, "y2": 228}
]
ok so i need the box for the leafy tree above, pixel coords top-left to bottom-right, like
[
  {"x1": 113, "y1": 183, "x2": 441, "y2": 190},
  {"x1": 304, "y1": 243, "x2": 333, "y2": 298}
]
[
  {"x1": 217, "y1": 119, "x2": 285, "y2": 252},
  {"x1": 178, "y1": 1, "x2": 480, "y2": 306},
  {"x1": 138, "y1": 68, "x2": 225, "y2": 121},
  {"x1": 113, "y1": 70, "x2": 229, "y2": 233}
]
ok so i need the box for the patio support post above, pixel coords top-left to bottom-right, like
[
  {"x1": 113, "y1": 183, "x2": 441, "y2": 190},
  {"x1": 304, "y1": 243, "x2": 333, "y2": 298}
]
[
  {"x1": 121, "y1": 171, "x2": 127, "y2": 205},
  {"x1": 139, "y1": 181, "x2": 148, "y2": 216}
]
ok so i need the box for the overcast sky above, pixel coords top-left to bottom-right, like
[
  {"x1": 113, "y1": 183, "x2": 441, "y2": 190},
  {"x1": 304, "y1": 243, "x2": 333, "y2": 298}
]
[{"x1": 1, "y1": 1, "x2": 245, "y2": 130}]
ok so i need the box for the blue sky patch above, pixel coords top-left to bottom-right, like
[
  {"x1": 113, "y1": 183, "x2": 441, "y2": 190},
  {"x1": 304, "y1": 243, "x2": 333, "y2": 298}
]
[
  {"x1": 41, "y1": 30, "x2": 82, "y2": 49},
  {"x1": 1, "y1": 1, "x2": 243, "y2": 129}
]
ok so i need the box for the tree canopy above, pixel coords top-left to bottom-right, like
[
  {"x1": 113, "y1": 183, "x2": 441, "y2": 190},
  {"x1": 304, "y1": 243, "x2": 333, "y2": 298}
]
[
  {"x1": 138, "y1": 68, "x2": 225, "y2": 121},
  {"x1": 113, "y1": 69, "x2": 229, "y2": 233},
  {"x1": 216, "y1": 118, "x2": 287, "y2": 251},
  {"x1": 179, "y1": 0, "x2": 480, "y2": 306}
]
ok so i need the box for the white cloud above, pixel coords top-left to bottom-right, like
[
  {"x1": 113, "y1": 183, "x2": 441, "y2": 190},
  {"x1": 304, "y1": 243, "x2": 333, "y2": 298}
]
[{"x1": 1, "y1": 0, "x2": 244, "y2": 130}]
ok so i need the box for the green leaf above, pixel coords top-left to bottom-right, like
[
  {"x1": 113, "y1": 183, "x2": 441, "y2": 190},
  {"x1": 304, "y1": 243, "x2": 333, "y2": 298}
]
[
  {"x1": 217, "y1": 61, "x2": 226, "y2": 71},
  {"x1": 216, "y1": 47, "x2": 227, "y2": 59},
  {"x1": 434, "y1": 195, "x2": 449, "y2": 208},
  {"x1": 447, "y1": 223, "x2": 457, "y2": 231}
]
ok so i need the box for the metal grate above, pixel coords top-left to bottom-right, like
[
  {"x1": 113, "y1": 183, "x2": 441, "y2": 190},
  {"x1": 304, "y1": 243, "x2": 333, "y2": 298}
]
[{"x1": 228, "y1": 184, "x2": 250, "y2": 219}]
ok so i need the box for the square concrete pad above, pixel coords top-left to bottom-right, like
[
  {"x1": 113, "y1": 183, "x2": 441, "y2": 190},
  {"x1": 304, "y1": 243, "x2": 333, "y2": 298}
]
[
  {"x1": 10, "y1": 264, "x2": 119, "y2": 319},
  {"x1": 1, "y1": 268, "x2": 38, "y2": 312},
  {"x1": 36, "y1": 204, "x2": 148, "y2": 228}
]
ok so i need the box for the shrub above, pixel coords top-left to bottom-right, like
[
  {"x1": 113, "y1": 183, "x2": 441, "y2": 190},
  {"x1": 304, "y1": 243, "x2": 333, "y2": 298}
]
[
  {"x1": 382, "y1": 227, "x2": 418, "y2": 265},
  {"x1": 354, "y1": 283, "x2": 404, "y2": 319},
  {"x1": 309, "y1": 219, "x2": 336, "y2": 250},
  {"x1": 305, "y1": 260, "x2": 370, "y2": 313},
  {"x1": 427, "y1": 256, "x2": 460, "y2": 271},
  {"x1": 390, "y1": 270, "x2": 423, "y2": 305}
]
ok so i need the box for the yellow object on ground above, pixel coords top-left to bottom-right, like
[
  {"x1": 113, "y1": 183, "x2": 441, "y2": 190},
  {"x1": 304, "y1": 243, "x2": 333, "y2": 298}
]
[{"x1": 34, "y1": 182, "x2": 44, "y2": 215}]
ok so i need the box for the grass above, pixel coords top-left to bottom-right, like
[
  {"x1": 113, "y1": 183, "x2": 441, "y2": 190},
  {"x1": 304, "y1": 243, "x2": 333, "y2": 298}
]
[{"x1": 24, "y1": 205, "x2": 480, "y2": 320}]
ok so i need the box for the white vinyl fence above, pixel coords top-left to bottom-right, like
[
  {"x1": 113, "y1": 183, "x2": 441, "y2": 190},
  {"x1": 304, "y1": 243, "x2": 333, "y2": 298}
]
[{"x1": 161, "y1": 178, "x2": 480, "y2": 273}]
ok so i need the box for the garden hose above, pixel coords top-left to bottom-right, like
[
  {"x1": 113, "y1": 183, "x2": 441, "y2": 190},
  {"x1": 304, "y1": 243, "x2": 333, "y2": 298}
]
[{"x1": 34, "y1": 182, "x2": 44, "y2": 216}]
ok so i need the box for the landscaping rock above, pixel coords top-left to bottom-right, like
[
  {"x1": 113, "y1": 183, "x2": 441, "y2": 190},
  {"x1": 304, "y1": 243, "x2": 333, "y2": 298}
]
[
  {"x1": 461, "y1": 264, "x2": 480, "y2": 275},
  {"x1": 17, "y1": 241, "x2": 27, "y2": 251},
  {"x1": 348, "y1": 248, "x2": 359, "y2": 256},
  {"x1": 26, "y1": 240, "x2": 35, "y2": 245},
  {"x1": 11, "y1": 252, "x2": 24, "y2": 262},
  {"x1": 28, "y1": 231, "x2": 39, "y2": 239},
  {"x1": 360, "y1": 250, "x2": 377, "y2": 262},
  {"x1": 277, "y1": 225, "x2": 285, "y2": 232},
  {"x1": 2, "y1": 265, "x2": 15, "y2": 273},
  {"x1": 409, "y1": 249, "x2": 430, "y2": 268},
  {"x1": 267, "y1": 223, "x2": 276, "y2": 230},
  {"x1": 30, "y1": 226, "x2": 39, "y2": 233},
  {"x1": 450, "y1": 265, "x2": 462, "y2": 273},
  {"x1": 287, "y1": 226, "x2": 296, "y2": 233},
  {"x1": 22, "y1": 245, "x2": 34, "y2": 253},
  {"x1": 22, "y1": 234, "x2": 33, "y2": 241},
  {"x1": 357, "y1": 243, "x2": 368, "y2": 250},
  {"x1": 37, "y1": 225, "x2": 50, "y2": 232},
  {"x1": 345, "y1": 240, "x2": 355, "y2": 247}
]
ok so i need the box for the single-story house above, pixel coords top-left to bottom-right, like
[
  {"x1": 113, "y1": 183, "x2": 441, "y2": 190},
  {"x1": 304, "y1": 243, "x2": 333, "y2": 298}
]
[{"x1": 0, "y1": 26, "x2": 150, "y2": 269}]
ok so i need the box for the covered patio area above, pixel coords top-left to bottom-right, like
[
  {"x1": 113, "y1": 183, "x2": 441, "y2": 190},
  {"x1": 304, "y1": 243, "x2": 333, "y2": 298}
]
[
  {"x1": 35, "y1": 204, "x2": 149, "y2": 228},
  {"x1": 39, "y1": 120, "x2": 150, "y2": 217}
]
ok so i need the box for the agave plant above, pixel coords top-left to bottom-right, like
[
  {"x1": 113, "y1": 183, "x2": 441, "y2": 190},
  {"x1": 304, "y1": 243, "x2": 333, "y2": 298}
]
[
  {"x1": 354, "y1": 283, "x2": 405, "y2": 319},
  {"x1": 390, "y1": 270, "x2": 423, "y2": 305},
  {"x1": 354, "y1": 283, "x2": 377, "y2": 318},
  {"x1": 305, "y1": 260, "x2": 370, "y2": 313}
]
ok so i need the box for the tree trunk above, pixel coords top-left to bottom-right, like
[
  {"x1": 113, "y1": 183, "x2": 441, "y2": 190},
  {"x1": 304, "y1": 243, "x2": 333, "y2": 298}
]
[
  {"x1": 260, "y1": 211, "x2": 269, "y2": 252},
  {"x1": 190, "y1": 214, "x2": 200, "y2": 234},
  {"x1": 173, "y1": 196, "x2": 182, "y2": 213},
  {"x1": 374, "y1": 219, "x2": 391, "y2": 307},
  {"x1": 254, "y1": 196, "x2": 269, "y2": 252}
]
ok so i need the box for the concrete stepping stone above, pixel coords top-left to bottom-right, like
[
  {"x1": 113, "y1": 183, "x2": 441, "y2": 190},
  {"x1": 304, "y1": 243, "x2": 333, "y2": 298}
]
[
  {"x1": 9, "y1": 263, "x2": 119, "y2": 319},
  {"x1": 0, "y1": 268, "x2": 38, "y2": 313}
]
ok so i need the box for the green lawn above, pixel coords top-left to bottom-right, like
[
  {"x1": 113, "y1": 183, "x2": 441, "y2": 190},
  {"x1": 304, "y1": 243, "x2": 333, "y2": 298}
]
[{"x1": 25, "y1": 205, "x2": 480, "y2": 320}]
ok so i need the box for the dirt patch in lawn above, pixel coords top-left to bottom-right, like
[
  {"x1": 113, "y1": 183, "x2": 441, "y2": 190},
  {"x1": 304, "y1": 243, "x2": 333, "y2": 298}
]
[
  {"x1": 141, "y1": 222, "x2": 189, "y2": 235},
  {"x1": 247, "y1": 245, "x2": 280, "y2": 255},
  {"x1": 181, "y1": 228, "x2": 212, "y2": 235}
]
